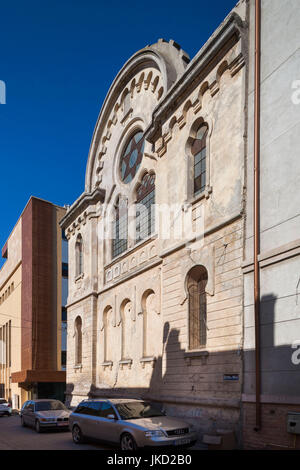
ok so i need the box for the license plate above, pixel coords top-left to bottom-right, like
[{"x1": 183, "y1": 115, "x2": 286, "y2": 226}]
[
  {"x1": 57, "y1": 421, "x2": 68, "y2": 426},
  {"x1": 174, "y1": 438, "x2": 190, "y2": 446}
]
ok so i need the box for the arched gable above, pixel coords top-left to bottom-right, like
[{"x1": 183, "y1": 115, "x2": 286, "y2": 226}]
[{"x1": 85, "y1": 40, "x2": 190, "y2": 193}]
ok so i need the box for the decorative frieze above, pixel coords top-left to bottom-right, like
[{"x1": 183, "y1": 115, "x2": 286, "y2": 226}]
[{"x1": 104, "y1": 240, "x2": 159, "y2": 285}]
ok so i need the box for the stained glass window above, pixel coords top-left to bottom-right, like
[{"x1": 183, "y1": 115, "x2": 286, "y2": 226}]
[
  {"x1": 112, "y1": 197, "x2": 128, "y2": 258},
  {"x1": 120, "y1": 131, "x2": 145, "y2": 184},
  {"x1": 136, "y1": 173, "x2": 155, "y2": 243},
  {"x1": 191, "y1": 124, "x2": 208, "y2": 196}
]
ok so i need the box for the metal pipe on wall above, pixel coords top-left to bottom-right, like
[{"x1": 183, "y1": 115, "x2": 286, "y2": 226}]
[{"x1": 254, "y1": 0, "x2": 261, "y2": 431}]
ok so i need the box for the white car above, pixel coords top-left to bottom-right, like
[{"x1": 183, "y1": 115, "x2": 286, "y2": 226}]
[{"x1": 0, "y1": 399, "x2": 12, "y2": 417}]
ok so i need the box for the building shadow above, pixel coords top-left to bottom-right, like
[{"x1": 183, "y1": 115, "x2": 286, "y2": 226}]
[{"x1": 64, "y1": 294, "x2": 300, "y2": 448}]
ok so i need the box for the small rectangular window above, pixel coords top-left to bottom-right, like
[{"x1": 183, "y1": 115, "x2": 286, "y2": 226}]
[
  {"x1": 61, "y1": 351, "x2": 66, "y2": 368},
  {"x1": 62, "y1": 262, "x2": 69, "y2": 278},
  {"x1": 62, "y1": 229, "x2": 67, "y2": 241},
  {"x1": 62, "y1": 307, "x2": 67, "y2": 322}
]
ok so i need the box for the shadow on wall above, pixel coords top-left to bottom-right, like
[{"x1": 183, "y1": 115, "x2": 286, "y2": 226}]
[
  {"x1": 244, "y1": 293, "x2": 300, "y2": 398},
  {"x1": 65, "y1": 320, "x2": 242, "y2": 437},
  {"x1": 65, "y1": 297, "x2": 300, "y2": 445}
]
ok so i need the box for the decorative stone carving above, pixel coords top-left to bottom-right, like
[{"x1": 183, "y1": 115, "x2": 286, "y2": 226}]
[{"x1": 104, "y1": 241, "x2": 158, "y2": 285}]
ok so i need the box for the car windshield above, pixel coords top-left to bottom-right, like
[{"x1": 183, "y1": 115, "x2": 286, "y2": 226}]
[
  {"x1": 115, "y1": 402, "x2": 165, "y2": 420},
  {"x1": 35, "y1": 401, "x2": 68, "y2": 411},
  {"x1": 0, "y1": 400, "x2": 7, "y2": 405}
]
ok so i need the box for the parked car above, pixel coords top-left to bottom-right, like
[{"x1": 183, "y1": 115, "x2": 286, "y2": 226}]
[
  {"x1": 69, "y1": 398, "x2": 197, "y2": 450},
  {"x1": 0, "y1": 399, "x2": 12, "y2": 417},
  {"x1": 20, "y1": 399, "x2": 71, "y2": 433}
]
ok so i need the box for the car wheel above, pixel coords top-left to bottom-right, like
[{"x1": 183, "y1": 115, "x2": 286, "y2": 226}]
[
  {"x1": 35, "y1": 420, "x2": 42, "y2": 433},
  {"x1": 72, "y1": 425, "x2": 84, "y2": 444},
  {"x1": 21, "y1": 416, "x2": 26, "y2": 427},
  {"x1": 120, "y1": 433, "x2": 137, "y2": 451}
]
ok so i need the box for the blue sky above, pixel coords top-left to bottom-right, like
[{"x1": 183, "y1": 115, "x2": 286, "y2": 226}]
[{"x1": 0, "y1": 0, "x2": 237, "y2": 266}]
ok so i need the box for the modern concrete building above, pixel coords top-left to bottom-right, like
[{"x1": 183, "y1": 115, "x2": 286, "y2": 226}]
[
  {"x1": 0, "y1": 197, "x2": 68, "y2": 408},
  {"x1": 60, "y1": 1, "x2": 247, "y2": 443},
  {"x1": 242, "y1": 0, "x2": 300, "y2": 449}
]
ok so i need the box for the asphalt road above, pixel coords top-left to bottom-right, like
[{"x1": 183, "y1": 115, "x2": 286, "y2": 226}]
[{"x1": 0, "y1": 414, "x2": 113, "y2": 450}]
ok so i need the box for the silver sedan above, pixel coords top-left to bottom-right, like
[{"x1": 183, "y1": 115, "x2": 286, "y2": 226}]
[
  {"x1": 69, "y1": 398, "x2": 197, "y2": 450},
  {"x1": 20, "y1": 399, "x2": 71, "y2": 433}
]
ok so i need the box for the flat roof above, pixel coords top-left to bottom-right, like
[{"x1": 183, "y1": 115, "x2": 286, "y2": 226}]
[{"x1": 1, "y1": 195, "x2": 67, "y2": 263}]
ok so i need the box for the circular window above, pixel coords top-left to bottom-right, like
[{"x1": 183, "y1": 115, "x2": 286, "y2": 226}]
[{"x1": 120, "y1": 131, "x2": 145, "y2": 183}]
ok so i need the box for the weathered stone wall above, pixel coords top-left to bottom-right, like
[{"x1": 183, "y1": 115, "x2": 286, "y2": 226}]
[
  {"x1": 243, "y1": 0, "x2": 300, "y2": 448},
  {"x1": 63, "y1": 3, "x2": 247, "y2": 443}
]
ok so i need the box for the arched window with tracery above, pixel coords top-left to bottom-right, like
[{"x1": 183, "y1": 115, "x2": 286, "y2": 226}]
[
  {"x1": 119, "y1": 131, "x2": 145, "y2": 184},
  {"x1": 112, "y1": 197, "x2": 128, "y2": 258},
  {"x1": 75, "y1": 316, "x2": 82, "y2": 365},
  {"x1": 191, "y1": 124, "x2": 208, "y2": 196},
  {"x1": 75, "y1": 234, "x2": 83, "y2": 277},
  {"x1": 187, "y1": 265, "x2": 208, "y2": 349},
  {"x1": 136, "y1": 173, "x2": 155, "y2": 243}
]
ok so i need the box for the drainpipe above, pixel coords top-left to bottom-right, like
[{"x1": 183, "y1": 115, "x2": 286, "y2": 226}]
[{"x1": 253, "y1": 0, "x2": 261, "y2": 431}]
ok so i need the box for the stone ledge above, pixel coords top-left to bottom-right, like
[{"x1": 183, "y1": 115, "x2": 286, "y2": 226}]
[
  {"x1": 102, "y1": 361, "x2": 113, "y2": 370},
  {"x1": 75, "y1": 273, "x2": 84, "y2": 282},
  {"x1": 140, "y1": 356, "x2": 156, "y2": 368},
  {"x1": 242, "y1": 393, "x2": 300, "y2": 405},
  {"x1": 184, "y1": 350, "x2": 209, "y2": 366},
  {"x1": 242, "y1": 238, "x2": 300, "y2": 273},
  {"x1": 60, "y1": 188, "x2": 105, "y2": 230},
  {"x1": 119, "y1": 359, "x2": 133, "y2": 370}
]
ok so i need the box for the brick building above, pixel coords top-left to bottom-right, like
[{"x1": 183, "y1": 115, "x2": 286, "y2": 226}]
[{"x1": 0, "y1": 197, "x2": 68, "y2": 408}]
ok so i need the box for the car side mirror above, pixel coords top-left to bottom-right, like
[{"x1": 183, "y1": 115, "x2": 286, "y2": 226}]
[{"x1": 107, "y1": 414, "x2": 116, "y2": 420}]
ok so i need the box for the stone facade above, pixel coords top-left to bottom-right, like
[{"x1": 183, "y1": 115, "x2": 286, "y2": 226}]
[
  {"x1": 242, "y1": 0, "x2": 300, "y2": 449},
  {"x1": 61, "y1": 1, "x2": 248, "y2": 442}
]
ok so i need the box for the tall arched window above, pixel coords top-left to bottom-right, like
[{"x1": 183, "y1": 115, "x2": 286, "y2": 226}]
[
  {"x1": 191, "y1": 124, "x2": 208, "y2": 196},
  {"x1": 75, "y1": 235, "x2": 83, "y2": 277},
  {"x1": 136, "y1": 173, "x2": 155, "y2": 243},
  {"x1": 187, "y1": 265, "x2": 208, "y2": 349},
  {"x1": 75, "y1": 316, "x2": 82, "y2": 365},
  {"x1": 112, "y1": 197, "x2": 128, "y2": 258}
]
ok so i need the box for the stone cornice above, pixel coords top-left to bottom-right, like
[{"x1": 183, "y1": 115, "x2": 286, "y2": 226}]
[
  {"x1": 59, "y1": 188, "x2": 105, "y2": 230},
  {"x1": 242, "y1": 237, "x2": 300, "y2": 273},
  {"x1": 144, "y1": 12, "x2": 247, "y2": 142}
]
